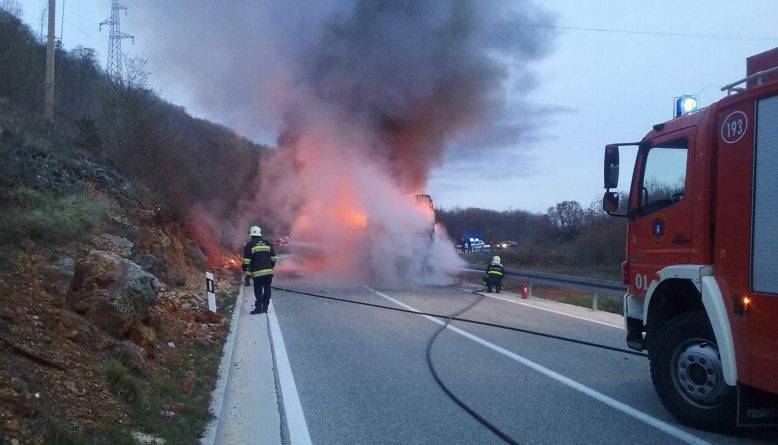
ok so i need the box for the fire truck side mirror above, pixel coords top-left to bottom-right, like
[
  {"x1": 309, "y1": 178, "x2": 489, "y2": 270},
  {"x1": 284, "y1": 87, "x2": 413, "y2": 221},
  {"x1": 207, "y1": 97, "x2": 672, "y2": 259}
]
[
  {"x1": 604, "y1": 145, "x2": 620, "y2": 189},
  {"x1": 603, "y1": 191, "x2": 625, "y2": 216}
]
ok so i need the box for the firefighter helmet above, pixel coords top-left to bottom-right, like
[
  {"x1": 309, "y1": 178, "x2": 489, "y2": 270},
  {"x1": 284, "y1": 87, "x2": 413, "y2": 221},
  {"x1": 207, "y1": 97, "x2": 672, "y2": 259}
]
[
  {"x1": 249, "y1": 226, "x2": 262, "y2": 237},
  {"x1": 491, "y1": 256, "x2": 501, "y2": 265}
]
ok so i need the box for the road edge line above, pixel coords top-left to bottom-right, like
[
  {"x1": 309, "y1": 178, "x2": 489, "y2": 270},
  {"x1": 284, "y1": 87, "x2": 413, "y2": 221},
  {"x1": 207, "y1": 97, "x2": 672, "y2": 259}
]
[
  {"x1": 367, "y1": 287, "x2": 708, "y2": 445},
  {"x1": 268, "y1": 299, "x2": 313, "y2": 445},
  {"x1": 458, "y1": 287, "x2": 624, "y2": 329},
  {"x1": 201, "y1": 283, "x2": 245, "y2": 445}
]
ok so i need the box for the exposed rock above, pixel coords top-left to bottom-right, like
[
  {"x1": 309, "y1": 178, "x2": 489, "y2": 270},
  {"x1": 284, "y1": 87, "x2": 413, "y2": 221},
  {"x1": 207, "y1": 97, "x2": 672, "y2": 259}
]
[
  {"x1": 124, "y1": 225, "x2": 146, "y2": 243},
  {"x1": 9, "y1": 377, "x2": 29, "y2": 396},
  {"x1": 54, "y1": 309, "x2": 94, "y2": 345},
  {"x1": 153, "y1": 260, "x2": 186, "y2": 287},
  {"x1": 133, "y1": 254, "x2": 159, "y2": 272},
  {"x1": 128, "y1": 323, "x2": 156, "y2": 350},
  {"x1": 69, "y1": 250, "x2": 160, "y2": 336},
  {"x1": 131, "y1": 431, "x2": 166, "y2": 445},
  {"x1": 167, "y1": 270, "x2": 187, "y2": 287},
  {"x1": 184, "y1": 239, "x2": 208, "y2": 267},
  {"x1": 114, "y1": 340, "x2": 148, "y2": 377},
  {"x1": 45, "y1": 258, "x2": 77, "y2": 298},
  {"x1": 145, "y1": 313, "x2": 163, "y2": 331},
  {"x1": 54, "y1": 258, "x2": 75, "y2": 280},
  {"x1": 102, "y1": 234, "x2": 134, "y2": 258}
]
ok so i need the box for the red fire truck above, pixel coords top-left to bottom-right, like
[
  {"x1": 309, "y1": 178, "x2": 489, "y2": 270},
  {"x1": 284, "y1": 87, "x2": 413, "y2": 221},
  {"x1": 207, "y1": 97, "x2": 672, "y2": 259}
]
[{"x1": 603, "y1": 48, "x2": 778, "y2": 429}]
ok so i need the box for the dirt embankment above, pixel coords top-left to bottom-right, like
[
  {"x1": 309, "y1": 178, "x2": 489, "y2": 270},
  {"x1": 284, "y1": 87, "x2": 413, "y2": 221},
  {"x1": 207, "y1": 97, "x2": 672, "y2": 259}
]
[{"x1": 0, "y1": 119, "x2": 239, "y2": 444}]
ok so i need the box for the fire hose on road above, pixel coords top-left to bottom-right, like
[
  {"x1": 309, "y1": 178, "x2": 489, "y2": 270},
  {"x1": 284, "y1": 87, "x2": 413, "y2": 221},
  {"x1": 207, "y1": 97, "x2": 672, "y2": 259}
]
[{"x1": 271, "y1": 286, "x2": 647, "y2": 444}]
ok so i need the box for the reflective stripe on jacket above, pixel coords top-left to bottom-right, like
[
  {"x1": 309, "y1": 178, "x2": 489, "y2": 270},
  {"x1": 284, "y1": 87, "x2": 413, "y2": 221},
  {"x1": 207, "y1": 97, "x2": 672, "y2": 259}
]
[
  {"x1": 242, "y1": 237, "x2": 276, "y2": 277},
  {"x1": 487, "y1": 264, "x2": 504, "y2": 277}
]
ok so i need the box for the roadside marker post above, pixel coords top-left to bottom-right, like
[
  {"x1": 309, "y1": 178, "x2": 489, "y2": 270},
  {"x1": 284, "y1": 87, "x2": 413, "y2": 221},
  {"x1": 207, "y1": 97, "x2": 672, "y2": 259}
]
[
  {"x1": 206, "y1": 272, "x2": 217, "y2": 313},
  {"x1": 520, "y1": 283, "x2": 529, "y2": 299}
]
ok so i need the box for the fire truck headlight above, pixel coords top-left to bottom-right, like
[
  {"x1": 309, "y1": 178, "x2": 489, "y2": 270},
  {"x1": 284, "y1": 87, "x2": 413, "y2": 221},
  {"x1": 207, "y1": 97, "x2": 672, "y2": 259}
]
[{"x1": 674, "y1": 95, "x2": 698, "y2": 117}]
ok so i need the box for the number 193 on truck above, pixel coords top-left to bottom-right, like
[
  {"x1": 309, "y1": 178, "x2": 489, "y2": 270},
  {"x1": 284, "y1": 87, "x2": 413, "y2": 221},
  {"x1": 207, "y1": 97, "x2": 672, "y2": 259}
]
[{"x1": 603, "y1": 48, "x2": 778, "y2": 430}]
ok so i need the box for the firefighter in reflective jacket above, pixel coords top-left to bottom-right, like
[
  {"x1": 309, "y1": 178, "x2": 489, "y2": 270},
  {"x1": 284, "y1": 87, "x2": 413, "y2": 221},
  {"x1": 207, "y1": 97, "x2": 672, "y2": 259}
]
[
  {"x1": 484, "y1": 256, "x2": 504, "y2": 293},
  {"x1": 242, "y1": 226, "x2": 277, "y2": 314}
]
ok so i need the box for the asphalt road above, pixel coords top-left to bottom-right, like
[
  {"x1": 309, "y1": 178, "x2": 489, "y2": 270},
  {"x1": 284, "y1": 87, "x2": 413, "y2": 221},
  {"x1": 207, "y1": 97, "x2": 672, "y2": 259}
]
[{"x1": 268, "y1": 282, "x2": 776, "y2": 445}]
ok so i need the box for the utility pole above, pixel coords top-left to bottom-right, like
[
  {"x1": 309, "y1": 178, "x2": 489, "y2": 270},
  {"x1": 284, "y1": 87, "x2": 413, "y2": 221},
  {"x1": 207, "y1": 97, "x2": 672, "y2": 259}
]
[
  {"x1": 44, "y1": 0, "x2": 56, "y2": 123},
  {"x1": 100, "y1": 0, "x2": 134, "y2": 81}
]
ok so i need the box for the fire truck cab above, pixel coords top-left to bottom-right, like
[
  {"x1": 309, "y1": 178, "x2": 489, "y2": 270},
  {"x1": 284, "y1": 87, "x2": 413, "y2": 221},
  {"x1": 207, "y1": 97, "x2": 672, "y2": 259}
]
[{"x1": 603, "y1": 48, "x2": 778, "y2": 429}]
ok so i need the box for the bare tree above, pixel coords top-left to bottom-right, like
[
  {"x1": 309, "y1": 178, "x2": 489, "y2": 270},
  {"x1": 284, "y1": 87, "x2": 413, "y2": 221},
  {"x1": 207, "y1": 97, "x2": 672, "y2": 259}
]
[
  {"x1": 546, "y1": 200, "x2": 585, "y2": 241},
  {"x1": 122, "y1": 54, "x2": 149, "y2": 90},
  {"x1": 0, "y1": 0, "x2": 22, "y2": 17}
]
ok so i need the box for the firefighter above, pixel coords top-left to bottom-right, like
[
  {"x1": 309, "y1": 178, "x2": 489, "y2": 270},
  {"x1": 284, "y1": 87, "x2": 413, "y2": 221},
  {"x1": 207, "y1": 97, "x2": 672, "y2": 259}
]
[
  {"x1": 484, "y1": 255, "x2": 504, "y2": 293},
  {"x1": 242, "y1": 226, "x2": 277, "y2": 314}
]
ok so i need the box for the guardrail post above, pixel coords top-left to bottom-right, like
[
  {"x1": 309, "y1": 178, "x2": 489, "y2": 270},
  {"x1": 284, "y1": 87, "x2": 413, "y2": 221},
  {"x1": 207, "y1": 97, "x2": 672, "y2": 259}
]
[
  {"x1": 592, "y1": 293, "x2": 599, "y2": 311},
  {"x1": 528, "y1": 282, "x2": 534, "y2": 299}
]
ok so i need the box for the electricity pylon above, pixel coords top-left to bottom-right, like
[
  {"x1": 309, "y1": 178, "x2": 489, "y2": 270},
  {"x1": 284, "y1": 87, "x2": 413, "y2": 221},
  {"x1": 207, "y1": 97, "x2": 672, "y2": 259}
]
[{"x1": 99, "y1": 0, "x2": 134, "y2": 81}]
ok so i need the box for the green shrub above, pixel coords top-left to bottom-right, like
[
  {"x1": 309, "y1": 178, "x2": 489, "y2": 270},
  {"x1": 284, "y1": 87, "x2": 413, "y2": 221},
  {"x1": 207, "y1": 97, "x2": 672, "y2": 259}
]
[
  {"x1": 104, "y1": 359, "x2": 143, "y2": 405},
  {"x1": 0, "y1": 188, "x2": 110, "y2": 245},
  {"x1": 6, "y1": 186, "x2": 46, "y2": 208}
]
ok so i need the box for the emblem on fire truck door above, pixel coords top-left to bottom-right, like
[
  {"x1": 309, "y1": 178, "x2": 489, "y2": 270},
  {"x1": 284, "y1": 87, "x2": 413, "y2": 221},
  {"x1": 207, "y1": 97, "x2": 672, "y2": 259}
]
[
  {"x1": 721, "y1": 110, "x2": 748, "y2": 144},
  {"x1": 651, "y1": 216, "x2": 665, "y2": 246}
]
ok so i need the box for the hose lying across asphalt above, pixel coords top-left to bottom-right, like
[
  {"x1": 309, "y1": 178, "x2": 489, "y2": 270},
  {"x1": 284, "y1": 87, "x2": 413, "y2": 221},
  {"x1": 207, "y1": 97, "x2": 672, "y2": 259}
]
[
  {"x1": 272, "y1": 287, "x2": 647, "y2": 357},
  {"x1": 424, "y1": 291, "x2": 521, "y2": 444},
  {"x1": 271, "y1": 286, "x2": 646, "y2": 444}
]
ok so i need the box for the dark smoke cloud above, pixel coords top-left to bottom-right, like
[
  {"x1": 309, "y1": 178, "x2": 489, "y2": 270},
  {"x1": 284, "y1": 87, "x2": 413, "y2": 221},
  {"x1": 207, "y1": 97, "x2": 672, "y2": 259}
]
[{"x1": 130, "y1": 0, "x2": 557, "y2": 178}]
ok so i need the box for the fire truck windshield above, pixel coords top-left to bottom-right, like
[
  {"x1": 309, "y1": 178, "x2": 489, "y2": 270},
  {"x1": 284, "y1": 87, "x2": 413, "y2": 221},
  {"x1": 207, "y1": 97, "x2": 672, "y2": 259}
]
[{"x1": 637, "y1": 139, "x2": 688, "y2": 215}]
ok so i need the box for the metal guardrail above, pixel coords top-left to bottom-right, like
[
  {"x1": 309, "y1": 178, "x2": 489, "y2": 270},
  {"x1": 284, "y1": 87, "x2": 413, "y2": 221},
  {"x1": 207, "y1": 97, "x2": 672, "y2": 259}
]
[
  {"x1": 501, "y1": 267, "x2": 628, "y2": 297},
  {"x1": 463, "y1": 266, "x2": 628, "y2": 311}
]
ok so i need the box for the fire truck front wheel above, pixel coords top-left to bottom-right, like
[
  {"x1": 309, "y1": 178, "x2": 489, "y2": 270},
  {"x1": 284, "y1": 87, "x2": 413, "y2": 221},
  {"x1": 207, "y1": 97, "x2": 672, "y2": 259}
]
[{"x1": 649, "y1": 311, "x2": 737, "y2": 431}]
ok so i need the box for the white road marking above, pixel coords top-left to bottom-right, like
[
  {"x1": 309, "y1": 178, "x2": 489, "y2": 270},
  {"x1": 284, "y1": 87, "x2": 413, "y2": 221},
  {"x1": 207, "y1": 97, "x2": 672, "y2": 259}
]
[
  {"x1": 458, "y1": 287, "x2": 624, "y2": 329},
  {"x1": 268, "y1": 301, "x2": 312, "y2": 445},
  {"x1": 366, "y1": 287, "x2": 709, "y2": 445}
]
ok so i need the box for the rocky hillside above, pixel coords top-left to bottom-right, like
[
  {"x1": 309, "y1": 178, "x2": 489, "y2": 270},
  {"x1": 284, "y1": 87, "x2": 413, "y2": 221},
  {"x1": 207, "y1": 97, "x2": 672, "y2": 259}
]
[{"x1": 0, "y1": 110, "x2": 239, "y2": 444}]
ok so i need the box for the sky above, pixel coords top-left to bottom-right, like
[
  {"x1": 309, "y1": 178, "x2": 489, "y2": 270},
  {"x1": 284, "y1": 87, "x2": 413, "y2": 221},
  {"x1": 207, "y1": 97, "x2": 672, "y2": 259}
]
[{"x1": 15, "y1": 0, "x2": 778, "y2": 212}]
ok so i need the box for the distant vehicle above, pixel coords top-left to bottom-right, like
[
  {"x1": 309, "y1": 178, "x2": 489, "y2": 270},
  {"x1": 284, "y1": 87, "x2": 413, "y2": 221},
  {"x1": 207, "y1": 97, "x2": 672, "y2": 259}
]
[
  {"x1": 603, "y1": 48, "x2": 778, "y2": 429},
  {"x1": 469, "y1": 239, "x2": 485, "y2": 251},
  {"x1": 494, "y1": 241, "x2": 518, "y2": 249}
]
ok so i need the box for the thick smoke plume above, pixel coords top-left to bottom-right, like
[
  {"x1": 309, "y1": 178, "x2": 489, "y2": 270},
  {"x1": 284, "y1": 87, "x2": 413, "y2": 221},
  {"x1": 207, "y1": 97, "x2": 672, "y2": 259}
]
[{"x1": 131, "y1": 0, "x2": 556, "y2": 286}]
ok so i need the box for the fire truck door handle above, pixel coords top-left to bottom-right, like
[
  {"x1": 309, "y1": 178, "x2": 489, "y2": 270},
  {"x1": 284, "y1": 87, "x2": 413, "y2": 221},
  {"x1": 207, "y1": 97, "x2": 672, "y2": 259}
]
[{"x1": 673, "y1": 235, "x2": 690, "y2": 245}]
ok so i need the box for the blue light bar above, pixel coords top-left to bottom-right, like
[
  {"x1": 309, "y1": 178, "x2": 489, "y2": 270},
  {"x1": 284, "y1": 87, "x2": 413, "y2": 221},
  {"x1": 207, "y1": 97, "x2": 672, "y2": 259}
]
[{"x1": 674, "y1": 95, "x2": 698, "y2": 117}]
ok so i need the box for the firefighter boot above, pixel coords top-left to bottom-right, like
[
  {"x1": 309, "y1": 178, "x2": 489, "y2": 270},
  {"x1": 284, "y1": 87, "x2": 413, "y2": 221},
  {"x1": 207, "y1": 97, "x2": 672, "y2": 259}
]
[{"x1": 250, "y1": 306, "x2": 263, "y2": 315}]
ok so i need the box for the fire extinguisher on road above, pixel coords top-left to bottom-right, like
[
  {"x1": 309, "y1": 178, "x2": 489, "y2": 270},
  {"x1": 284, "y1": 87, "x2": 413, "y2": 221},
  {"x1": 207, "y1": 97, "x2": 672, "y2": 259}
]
[{"x1": 520, "y1": 282, "x2": 529, "y2": 299}]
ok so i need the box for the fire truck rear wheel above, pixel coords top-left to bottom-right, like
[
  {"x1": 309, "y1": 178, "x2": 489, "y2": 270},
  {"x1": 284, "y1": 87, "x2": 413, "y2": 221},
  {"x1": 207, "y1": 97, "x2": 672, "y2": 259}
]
[{"x1": 649, "y1": 311, "x2": 737, "y2": 431}]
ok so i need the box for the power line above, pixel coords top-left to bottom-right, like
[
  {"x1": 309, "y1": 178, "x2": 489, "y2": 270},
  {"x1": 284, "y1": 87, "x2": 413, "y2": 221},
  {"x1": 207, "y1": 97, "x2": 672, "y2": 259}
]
[
  {"x1": 517, "y1": 23, "x2": 778, "y2": 42},
  {"x1": 64, "y1": 17, "x2": 93, "y2": 41}
]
